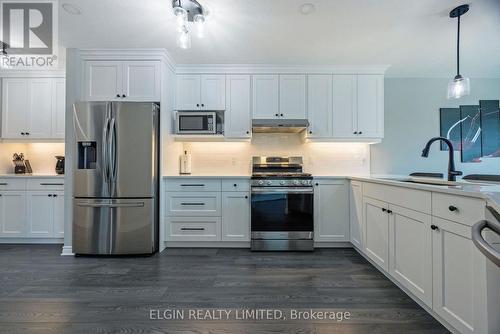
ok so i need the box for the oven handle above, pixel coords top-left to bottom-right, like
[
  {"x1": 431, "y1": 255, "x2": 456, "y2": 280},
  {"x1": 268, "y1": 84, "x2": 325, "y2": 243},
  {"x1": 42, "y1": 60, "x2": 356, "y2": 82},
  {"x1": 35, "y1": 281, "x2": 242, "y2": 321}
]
[{"x1": 251, "y1": 187, "x2": 314, "y2": 194}]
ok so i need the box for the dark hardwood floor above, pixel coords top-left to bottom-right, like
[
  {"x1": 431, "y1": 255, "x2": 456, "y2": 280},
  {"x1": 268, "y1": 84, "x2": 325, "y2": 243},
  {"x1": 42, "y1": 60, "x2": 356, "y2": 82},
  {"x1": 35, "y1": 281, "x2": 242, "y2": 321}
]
[{"x1": 0, "y1": 245, "x2": 449, "y2": 334}]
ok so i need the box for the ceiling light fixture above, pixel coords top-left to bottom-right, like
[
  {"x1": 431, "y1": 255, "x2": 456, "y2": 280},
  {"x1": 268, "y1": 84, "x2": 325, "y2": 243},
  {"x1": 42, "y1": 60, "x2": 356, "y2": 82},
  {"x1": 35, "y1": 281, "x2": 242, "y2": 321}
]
[
  {"x1": 62, "y1": 3, "x2": 82, "y2": 15},
  {"x1": 299, "y1": 3, "x2": 316, "y2": 15},
  {"x1": 447, "y1": 4, "x2": 470, "y2": 99},
  {"x1": 172, "y1": 0, "x2": 207, "y2": 49}
]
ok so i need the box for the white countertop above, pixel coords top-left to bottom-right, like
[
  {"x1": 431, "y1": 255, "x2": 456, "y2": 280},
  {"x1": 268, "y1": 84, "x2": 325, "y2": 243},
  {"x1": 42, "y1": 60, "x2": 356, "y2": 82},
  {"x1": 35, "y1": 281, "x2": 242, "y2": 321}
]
[
  {"x1": 162, "y1": 173, "x2": 500, "y2": 213},
  {"x1": 0, "y1": 174, "x2": 64, "y2": 179}
]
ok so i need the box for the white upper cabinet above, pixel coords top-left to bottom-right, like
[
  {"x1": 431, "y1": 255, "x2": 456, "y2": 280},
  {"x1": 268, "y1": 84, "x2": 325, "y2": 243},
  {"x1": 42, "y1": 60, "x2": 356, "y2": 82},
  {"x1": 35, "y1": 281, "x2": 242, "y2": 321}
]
[
  {"x1": 28, "y1": 79, "x2": 52, "y2": 139},
  {"x1": 1, "y1": 78, "x2": 65, "y2": 139},
  {"x1": 225, "y1": 75, "x2": 251, "y2": 138},
  {"x1": 331, "y1": 74, "x2": 384, "y2": 139},
  {"x1": 84, "y1": 61, "x2": 122, "y2": 100},
  {"x1": 357, "y1": 75, "x2": 384, "y2": 138},
  {"x1": 1, "y1": 79, "x2": 28, "y2": 139},
  {"x1": 122, "y1": 61, "x2": 161, "y2": 101},
  {"x1": 252, "y1": 75, "x2": 279, "y2": 119},
  {"x1": 307, "y1": 75, "x2": 333, "y2": 138},
  {"x1": 332, "y1": 75, "x2": 357, "y2": 138},
  {"x1": 176, "y1": 75, "x2": 201, "y2": 110},
  {"x1": 52, "y1": 79, "x2": 66, "y2": 139},
  {"x1": 201, "y1": 75, "x2": 226, "y2": 110},
  {"x1": 279, "y1": 75, "x2": 306, "y2": 119},
  {"x1": 83, "y1": 60, "x2": 160, "y2": 101},
  {"x1": 176, "y1": 74, "x2": 225, "y2": 110},
  {"x1": 314, "y1": 179, "x2": 349, "y2": 242}
]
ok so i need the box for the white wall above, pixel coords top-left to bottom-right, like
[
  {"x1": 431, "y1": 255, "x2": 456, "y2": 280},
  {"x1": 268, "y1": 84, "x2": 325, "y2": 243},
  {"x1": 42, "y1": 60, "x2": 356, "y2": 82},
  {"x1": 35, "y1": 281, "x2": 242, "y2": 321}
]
[
  {"x1": 371, "y1": 78, "x2": 500, "y2": 177},
  {"x1": 0, "y1": 142, "x2": 64, "y2": 174},
  {"x1": 170, "y1": 134, "x2": 370, "y2": 176}
]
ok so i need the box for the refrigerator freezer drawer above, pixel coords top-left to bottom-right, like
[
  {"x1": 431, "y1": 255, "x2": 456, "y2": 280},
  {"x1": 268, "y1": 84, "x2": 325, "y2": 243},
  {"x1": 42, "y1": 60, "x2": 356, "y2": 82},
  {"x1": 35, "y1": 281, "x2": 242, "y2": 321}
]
[{"x1": 73, "y1": 198, "x2": 155, "y2": 255}]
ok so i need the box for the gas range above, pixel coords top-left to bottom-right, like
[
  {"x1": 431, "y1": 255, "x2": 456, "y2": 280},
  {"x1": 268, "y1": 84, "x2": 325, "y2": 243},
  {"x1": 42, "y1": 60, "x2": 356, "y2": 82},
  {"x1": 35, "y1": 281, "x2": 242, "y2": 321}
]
[{"x1": 250, "y1": 156, "x2": 314, "y2": 251}]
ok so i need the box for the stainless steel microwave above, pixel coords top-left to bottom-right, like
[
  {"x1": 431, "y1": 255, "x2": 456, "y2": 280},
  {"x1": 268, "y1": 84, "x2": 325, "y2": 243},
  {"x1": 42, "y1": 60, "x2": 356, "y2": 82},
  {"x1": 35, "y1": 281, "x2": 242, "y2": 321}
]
[{"x1": 176, "y1": 111, "x2": 217, "y2": 134}]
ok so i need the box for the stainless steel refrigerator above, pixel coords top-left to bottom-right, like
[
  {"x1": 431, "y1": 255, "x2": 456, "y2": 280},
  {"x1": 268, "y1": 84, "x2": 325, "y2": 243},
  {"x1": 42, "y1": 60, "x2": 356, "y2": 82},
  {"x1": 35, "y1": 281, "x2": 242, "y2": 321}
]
[{"x1": 72, "y1": 102, "x2": 160, "y2": 255}]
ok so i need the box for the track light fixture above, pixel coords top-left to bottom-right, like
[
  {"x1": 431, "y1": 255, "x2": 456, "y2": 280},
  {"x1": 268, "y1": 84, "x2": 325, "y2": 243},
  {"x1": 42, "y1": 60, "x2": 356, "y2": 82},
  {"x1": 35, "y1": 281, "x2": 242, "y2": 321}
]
[{"x1": 172, "y1": 0, "x2": 207, "y2": 49}]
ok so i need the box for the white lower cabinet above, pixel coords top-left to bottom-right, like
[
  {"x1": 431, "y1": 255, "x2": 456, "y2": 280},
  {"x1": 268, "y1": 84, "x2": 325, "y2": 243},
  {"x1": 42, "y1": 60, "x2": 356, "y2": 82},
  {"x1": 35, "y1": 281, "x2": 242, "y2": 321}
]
[
  {"x1": 0, "y1": 178, "x2": 64, "y2": 240},
  {"x1": 165, "y1": 178, "x2": 250, "y2": 243},
  {"x1": 432, "y1": 217, "x2": 488, "y2": 334},
  {"x1": 363, "y1": 196, "x2": 389, "y2": 271},
  {"x1": 26, "y1": 191, "x2": 65, "y2": 238},
  {"x1": 314, "y1": 179, "x2": 349, "y2": 242},
  {"x1": 0, "y1": 191, "x2": 27, "y2": 237},
  {"x1": 389, "y1": 204, "x2": 432, "y2": 307},
  {"x1": 222, "y1": 192, "x2": 250, "y2": 241},
  {"x1": 349, "y1": 180, "x2": 363, "y2": 249}
]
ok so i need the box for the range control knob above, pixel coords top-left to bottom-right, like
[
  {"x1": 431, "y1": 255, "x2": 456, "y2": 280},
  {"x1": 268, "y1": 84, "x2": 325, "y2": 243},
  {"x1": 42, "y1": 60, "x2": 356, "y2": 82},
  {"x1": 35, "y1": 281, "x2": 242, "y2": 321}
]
[
  {"x1": 293, "y1": 180, "x2": 300, "y2": 186},
  {"x1": 258, "y1": 180, "x2": 264, "y2": 185},
  {"x1": 266, "y1": 180, "x2": 273, "y2": 186},
  {"x1": 302, "y1": 180, "x2": 309, "y2": 185},
  {"x1": 280, "y1": 180, "x2": 285, "y2": 185}
]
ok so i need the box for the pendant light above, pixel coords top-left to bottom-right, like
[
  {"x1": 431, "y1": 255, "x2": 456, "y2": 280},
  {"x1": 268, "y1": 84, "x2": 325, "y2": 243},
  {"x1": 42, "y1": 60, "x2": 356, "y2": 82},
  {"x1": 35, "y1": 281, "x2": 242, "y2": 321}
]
[
  {"x1": 172, "y1": 0, "x2": 207, "y2": 49},
  {"x1": 447, "y1": 4, "x2": 470, "y2": 99}
]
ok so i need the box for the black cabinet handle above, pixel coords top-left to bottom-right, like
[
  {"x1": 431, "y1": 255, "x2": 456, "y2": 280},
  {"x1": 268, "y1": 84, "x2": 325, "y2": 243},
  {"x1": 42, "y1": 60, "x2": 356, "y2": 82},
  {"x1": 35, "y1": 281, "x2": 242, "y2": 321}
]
[
  {"x1": 245, "y1": 195, "x2": 248, "y2": 199},
  {"x1": 431, "y1": 225, "x2": 439, "y2": 231},
  {"x1": 196, "y1": 104, "x2": 200, "y2": 107},
  {"x1": 201, "y1": 104, "x2": 204, "y2": 107},
  {"x1": 121, "y1": 94, "x2": 126, "y2": 98},
  {"x1": 21, "y1": 132, "x2": 25, "y2": 135},
  {"x1": 246, "y1": 131, "x2": 250, "y2": 134},
  {"x1": 40, "y1": 183, "x2": 64, "y2": 186},
  {"x1": 181, "y1": 227, "x2": 205, "y2": 231},
  {"x1": 180, "y1": 184, "x2": 205, "y2": 187},
  {"x1": 280, "y1": 113, "x2": 284, "y2": 117},
  {"x1": 382, "y1": 208, "x2": 387, "y2": 212},
  {"x1": 48, "y1": 194, "x2": 53, "y2": 197},
  {"x1": 180, "y1": 202, "x2": 205, "y2": 206},
  {"x1": 275, "y1": 113, "x2": 279, "y2": 116},
  {"x1": 353, "y1": 131, "x2": 358, "y2": 134},
  {"x1": 25, "y1": 132, "x2": 30, "y2": 136},
  {"x1": 315, "y1": 183, "x2": 319, "y2": 186},
  {"x1": 358, "y1": 131, "x2": 363, "y2": 135},
  {"x1": 387, "y1": 209, "x2": 393, "y2": 214},
  {"x1": 53, "y1": 194, "x2": 58, "y2": 197},
  {"x1": 116, "y1": 94, "x2": 120, "y2": 98},
  {"x1": 309, "y1": 131, "x2": 312, "y2": 134},
  {"x1": 448, "y1": 205, "x2": 458, "y2": 212},
  {"x1": 233, "y1": 184, "x2": 237, "y2": 187}
]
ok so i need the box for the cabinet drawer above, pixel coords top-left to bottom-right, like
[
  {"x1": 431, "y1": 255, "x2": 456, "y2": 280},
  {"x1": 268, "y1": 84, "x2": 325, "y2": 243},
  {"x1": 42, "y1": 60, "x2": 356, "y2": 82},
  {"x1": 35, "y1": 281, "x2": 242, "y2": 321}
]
[
  {"x1": 0, "y1": 179, "x2": 26, "y2": 191},
  {"x1": 27, "y1": 178, "x2": 65, "y2": 191},
  {"x1": 432, "y1": 193, "x2": 485, "y2": 226},
  {"x1": 363, "y1": 182, "x2": 431, "y2": 214},
  {"x1": 165, "y1": 179, "x2": 221, "y2": 192},
  {"x1": 222, "y1": 179, "x2": 250, "y2": 192},
  {"x1": 166, "y1": 192, "x2": 221, "y2": 216},
  {"x1": 167, "y1": 217, "x2": 221, "y2": 241}
]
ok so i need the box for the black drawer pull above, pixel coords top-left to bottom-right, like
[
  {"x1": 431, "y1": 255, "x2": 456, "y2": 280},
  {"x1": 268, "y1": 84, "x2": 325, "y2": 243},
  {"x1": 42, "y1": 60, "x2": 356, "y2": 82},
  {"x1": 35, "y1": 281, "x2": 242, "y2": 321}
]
[
  {"x1": 448, "y1": 205, "x2": 458, "y2": 212},
  {"x1": 181, "y1": 227, "x2": 205, "y2": 231},
  {"x1": 180, "y1": 184, "x2": 205, "y2": 187},
  {"x1": 431, "y1": 225, "x2": 439, "y2": 231},
  {"x1": 0, "y1": 183, "x2": 7, "y2": 186},
  {"x1": 181, "y1": 202, "x2": 205, "y2": 206},
  {"x1": 40, "y1": 183, "x2": 64, "y2": 186}
]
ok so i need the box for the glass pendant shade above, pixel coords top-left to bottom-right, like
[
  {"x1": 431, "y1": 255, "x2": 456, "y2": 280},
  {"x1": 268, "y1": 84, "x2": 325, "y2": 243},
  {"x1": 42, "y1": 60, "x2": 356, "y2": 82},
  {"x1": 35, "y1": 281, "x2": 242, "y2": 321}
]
[
  {"x1": 177, "y1": 26, "x2": 191, "y2": 49},
  {"x1": 447, "y1": 75, "x2": 470, "y2": 99},
  {"x1": 173, "y1": 6, "x2": 187, "y2": 27},
  {"x1": 193, "y1": 14, "x2": 205, "y2": 38}
]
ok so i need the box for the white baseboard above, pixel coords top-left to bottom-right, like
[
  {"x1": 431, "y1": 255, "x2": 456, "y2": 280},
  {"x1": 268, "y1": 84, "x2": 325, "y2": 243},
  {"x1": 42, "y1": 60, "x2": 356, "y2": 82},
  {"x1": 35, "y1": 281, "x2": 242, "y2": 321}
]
[
  {"x1": 0, "y1": 238, "x2": 63, "y2": 244},
  {"x1": 61, "y1": 245, "x2": 74, "y2": 256},
  {"x1": 314, "y1": 242, "x2": 352, "y2": 248}
]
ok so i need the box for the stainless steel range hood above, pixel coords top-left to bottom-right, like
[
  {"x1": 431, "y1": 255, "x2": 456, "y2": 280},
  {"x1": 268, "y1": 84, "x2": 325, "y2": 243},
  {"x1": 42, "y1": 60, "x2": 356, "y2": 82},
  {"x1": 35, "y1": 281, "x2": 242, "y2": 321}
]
[{"x1": 252, "y1": 119, "x2": 309, "y2": 133}]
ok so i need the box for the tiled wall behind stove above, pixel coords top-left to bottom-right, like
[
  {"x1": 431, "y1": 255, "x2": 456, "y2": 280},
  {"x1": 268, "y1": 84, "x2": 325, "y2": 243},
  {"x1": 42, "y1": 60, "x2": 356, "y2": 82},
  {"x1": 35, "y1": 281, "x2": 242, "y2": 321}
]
[{"x1": 178, "y1": 134, "x2": 370, "y2": 176}]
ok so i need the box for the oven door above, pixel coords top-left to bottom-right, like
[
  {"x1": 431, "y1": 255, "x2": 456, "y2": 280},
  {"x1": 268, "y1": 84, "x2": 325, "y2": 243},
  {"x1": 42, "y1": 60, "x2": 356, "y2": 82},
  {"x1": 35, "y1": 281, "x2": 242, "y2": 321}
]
[
  {"x1": 251, "y1": 187, "x2": 314, "y2": 236},
  {"x1": 176, "y1": 112, "x2": 216, "y2": 134}
]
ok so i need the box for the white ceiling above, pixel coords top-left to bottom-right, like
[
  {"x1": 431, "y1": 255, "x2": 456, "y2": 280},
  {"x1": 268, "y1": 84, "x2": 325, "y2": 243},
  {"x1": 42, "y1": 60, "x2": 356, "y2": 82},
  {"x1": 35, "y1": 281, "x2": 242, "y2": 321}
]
[{"x1": 59, "y1": 0, "x2": 500, "y2": 77}]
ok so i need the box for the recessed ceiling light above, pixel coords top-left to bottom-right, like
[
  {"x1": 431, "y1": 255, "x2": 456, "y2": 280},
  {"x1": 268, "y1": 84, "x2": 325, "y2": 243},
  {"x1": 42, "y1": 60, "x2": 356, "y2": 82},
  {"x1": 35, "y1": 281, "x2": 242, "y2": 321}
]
[
  {"x1": 62, "y1": 3, "x2": 82, "y2": 15},
  {"x1": 299, "y1": 3, "x2": 316, "y2": 15}
]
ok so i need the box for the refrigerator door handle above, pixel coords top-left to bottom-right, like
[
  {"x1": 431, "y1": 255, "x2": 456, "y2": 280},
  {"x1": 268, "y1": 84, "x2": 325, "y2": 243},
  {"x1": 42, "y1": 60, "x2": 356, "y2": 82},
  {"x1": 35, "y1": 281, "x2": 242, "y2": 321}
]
[
  {"x1": 102, "y1": 115, "x2": 111, "y2": 183},
  {"x1": 76, "y1": 202, "x2": 145, "y2": 208},
  {"x1": 109, "y1": 116, "x2": 117, "y2": 182}
]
